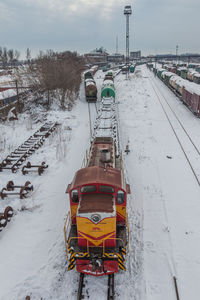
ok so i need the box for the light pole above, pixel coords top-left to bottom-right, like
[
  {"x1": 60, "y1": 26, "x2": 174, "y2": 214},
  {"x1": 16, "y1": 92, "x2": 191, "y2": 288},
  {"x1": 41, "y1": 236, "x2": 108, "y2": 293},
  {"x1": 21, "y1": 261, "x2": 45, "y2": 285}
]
[
  {"x1": 124, "y1": 5, "x2": 132, "y2": 79},
  {"x1": 176, "y1": 45, "x2": 178, "y2": 65}
]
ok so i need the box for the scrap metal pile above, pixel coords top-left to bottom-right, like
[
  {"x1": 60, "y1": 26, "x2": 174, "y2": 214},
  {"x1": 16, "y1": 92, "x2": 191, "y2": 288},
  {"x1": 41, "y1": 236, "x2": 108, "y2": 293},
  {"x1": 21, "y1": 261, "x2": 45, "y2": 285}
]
[
  {"x1": 0, "y1": 206, "x2": 13, "y2": 232},
  {"x1": 0, "y1": 122, "x2": 58, "y2": 173},
  {"x1": 0, "y1": 121, "x2": 59, "y2": 233}
]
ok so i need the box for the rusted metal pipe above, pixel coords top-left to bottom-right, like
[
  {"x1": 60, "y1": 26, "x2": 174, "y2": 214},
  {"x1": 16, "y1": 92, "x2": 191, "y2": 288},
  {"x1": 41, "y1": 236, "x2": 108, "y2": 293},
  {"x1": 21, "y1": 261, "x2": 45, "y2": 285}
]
[{"x1": 173, "y1": 276, "x2": 180, "y2": 300}]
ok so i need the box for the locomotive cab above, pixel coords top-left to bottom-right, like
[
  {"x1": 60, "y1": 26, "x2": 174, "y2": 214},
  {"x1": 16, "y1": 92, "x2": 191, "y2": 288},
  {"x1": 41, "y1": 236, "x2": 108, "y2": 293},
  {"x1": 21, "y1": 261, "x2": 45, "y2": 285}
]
[
  {"x1": 65, "y1": 165, "x2": 129, "y2": 276},
  {"x1": 77, "y1": 184, "x2": 116, "y2": 248}
]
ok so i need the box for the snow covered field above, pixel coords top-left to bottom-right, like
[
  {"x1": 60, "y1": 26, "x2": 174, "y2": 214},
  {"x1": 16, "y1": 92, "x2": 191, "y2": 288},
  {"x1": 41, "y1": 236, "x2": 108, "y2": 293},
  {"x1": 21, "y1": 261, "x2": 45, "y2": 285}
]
[
  {"x1": 0, "y1": 65, "x2": 200, "y2": 300},
  {"x1": 117, "y1": 66, "x2": 200, "y2": 300}
]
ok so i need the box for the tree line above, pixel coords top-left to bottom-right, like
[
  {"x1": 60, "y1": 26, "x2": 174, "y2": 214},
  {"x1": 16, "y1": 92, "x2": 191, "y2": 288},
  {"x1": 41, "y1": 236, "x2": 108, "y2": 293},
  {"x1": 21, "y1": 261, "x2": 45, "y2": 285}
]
[
  {"x1": 0, "y1": 47, "x2": 21, "y2": 68},
  {"x1": 17, "y1": 50, "x2": 85, "y2": 110},
  {"x1": 0, "y1": 46, "x2": 85, "y2": 110}
]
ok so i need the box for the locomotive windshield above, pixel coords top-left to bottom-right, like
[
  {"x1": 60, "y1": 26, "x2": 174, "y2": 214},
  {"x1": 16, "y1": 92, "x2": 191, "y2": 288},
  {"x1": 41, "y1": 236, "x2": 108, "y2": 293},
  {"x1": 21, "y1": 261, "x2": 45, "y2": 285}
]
[
  {"x1": 81, "y1": 185, "x2": 97, "y2": 193},
  {"x1": 71, "y1": 189, "x2": 79, "y2": 203},
  {"x1": 117, "y1": 190, "x2": 125, "y2": 204},
  {"x1": 99, "y1": 185, "x2": 114, "y2": 193}
]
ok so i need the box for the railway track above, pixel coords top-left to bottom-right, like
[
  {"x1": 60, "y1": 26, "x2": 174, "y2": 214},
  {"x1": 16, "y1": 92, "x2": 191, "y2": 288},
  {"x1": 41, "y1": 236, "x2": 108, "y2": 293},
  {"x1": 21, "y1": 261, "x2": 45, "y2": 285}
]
[
  {"x1": 107, "y1": 274, "x2": 115, "y2": 300},
  {"x1": 88, "y1": 102, "x2": 93, "y2": 140},
  {"x1": 147, "y1": 69, "x2": 200, "y2": 187},
  {"x1": 77, "y1": 273, "x2": 115, "y2": 300},
  {"x1": 87, "y1": 102, "x2": 98, "y2": 140},
  {"x1": 149, "y1": 71, "x2": 200, "y2": 156},
  {"x1": 145, "y1": 67, "x2": 200, "y2": 300}
]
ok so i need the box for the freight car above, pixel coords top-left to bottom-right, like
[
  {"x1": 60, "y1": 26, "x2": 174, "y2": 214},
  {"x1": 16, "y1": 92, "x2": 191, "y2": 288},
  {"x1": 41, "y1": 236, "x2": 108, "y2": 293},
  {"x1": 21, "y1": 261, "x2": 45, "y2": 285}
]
[
  {"x1": 130, "y1": 65, "x2": 135, "y2": 73},
  {"x1": 101, "y1": 74, "x2": 115, "y2": 99},
  {"x1": 84, "y1": 71, "x2": 97, "y2": 102},
  {"x1": 64, "y1": 84, "x2": 129, "y2": 277},
  {"x1": 85, "y1": 79, "x2": 97, "y2": 102},
  {"x1": 84, "y1": 71, "x2": 93, "y2": 81},
  {"x1": 193, "y1": 73, "x2": 200, "y2": 84},
  {"x1": 154, "y1": 67, "x2": 200, "y2": 117},
  {"x1": 160, "y1": 64, "x2": 200, "y2": 85}
]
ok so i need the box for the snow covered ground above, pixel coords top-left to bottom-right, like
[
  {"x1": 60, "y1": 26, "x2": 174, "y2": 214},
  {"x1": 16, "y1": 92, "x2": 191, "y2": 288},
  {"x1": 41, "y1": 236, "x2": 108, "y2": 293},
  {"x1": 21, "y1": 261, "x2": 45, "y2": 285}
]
[
  {"x1": 117, "y1": 66, "x2": 200, "y2": 300},
  {"x1": 0, "y1": 66, "x2": 200, "y2": 300}
]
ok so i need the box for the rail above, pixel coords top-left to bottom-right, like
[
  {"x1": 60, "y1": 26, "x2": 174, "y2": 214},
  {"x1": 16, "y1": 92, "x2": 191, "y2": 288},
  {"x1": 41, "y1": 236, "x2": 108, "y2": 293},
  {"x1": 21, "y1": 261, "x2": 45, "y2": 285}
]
[
  {"x1": 77, "y1": 273, "x2": 115, "y2": 300},
  {"x1": 147, "y1": 70, "x2": 200, "y2": 187},
  {"x1": 107, "y1": 274, "x2": 115, "y2": 300}
]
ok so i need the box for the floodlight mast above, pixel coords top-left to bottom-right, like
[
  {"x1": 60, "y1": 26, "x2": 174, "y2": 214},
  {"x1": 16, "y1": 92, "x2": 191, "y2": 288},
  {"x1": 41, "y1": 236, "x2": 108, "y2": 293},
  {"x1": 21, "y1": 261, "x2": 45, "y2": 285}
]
[{"x1": 124, "y1": 5, "x2": 132, "y2": 79}]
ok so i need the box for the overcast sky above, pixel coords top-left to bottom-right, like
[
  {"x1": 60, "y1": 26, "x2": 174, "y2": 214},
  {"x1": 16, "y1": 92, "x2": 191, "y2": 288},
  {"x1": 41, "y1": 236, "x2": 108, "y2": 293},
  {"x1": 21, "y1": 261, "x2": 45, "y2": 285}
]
[{"x1": 0, "y1": 0, "x2": 199, "y2": 58}]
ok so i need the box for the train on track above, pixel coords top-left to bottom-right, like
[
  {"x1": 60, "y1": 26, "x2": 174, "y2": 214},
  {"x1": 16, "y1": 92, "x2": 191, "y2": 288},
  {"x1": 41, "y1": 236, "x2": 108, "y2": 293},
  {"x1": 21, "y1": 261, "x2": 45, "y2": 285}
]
[
  {"x1": 148, "y1": 65, "x2": 200, "y2": 117},
  {"x1": 101, "y1": 71, "x2": 115, "y2": 99},
  {"x1": 64, "y1": 71, "x2": 130, "y2": 278},
  {"x1": 84, "y1": 71, "x2": 97, "y2": 102},
  {"x1": 163, "y1": 64, "x2": 200, "y2": 84},
  {"x1": 84, "y1": 66, "x2": 98, "y2": 102}
]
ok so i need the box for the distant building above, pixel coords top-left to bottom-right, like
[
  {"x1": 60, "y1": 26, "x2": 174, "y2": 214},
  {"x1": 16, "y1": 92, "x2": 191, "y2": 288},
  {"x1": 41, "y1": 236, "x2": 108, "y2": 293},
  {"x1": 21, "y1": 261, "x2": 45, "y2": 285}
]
[
  {"x1": 130, "y1": 51, "x2": 141, "y2": 60},
  {"x1": 107, "y1": 54, "x2": 124, "y2": 63},
  {"x1": 84, "y1": 48, "x2": 108, "y2": 66}
]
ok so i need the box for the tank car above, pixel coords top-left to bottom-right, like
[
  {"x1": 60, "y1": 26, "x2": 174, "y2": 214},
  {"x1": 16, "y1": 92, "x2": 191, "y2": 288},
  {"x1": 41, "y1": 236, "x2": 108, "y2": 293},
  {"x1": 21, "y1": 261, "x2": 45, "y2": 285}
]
[
  {"x1": 85, "y1": 78, "x2": 97, "y2": 102},
  {"x1": 101, "y1": 74, "x2": 115, "y2": 99},
  {"x1": 84, "y1": 71, "x2": 97, "y2": 102}
]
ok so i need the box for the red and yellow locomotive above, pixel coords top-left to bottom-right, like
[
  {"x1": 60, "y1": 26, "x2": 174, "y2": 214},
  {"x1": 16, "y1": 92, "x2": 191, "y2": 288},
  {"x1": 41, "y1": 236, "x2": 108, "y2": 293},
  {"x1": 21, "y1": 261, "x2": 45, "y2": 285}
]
[{"x1": 64, "y1": 136, "x2": 130, "y2": 276}]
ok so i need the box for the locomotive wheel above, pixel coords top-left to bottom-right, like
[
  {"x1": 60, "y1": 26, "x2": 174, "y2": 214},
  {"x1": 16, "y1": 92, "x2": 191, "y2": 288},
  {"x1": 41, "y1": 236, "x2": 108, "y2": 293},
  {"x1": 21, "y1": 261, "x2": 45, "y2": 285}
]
[
  {"x1": 26, "y1": 162, "x2": 31, "y2": 168},
  {"x1": 4, "y1": 206, "x2": 13, "y2": 222},
  {"x1": 25, "y1": 181, "x2": 33, "y2": 191},
  {"x1": 0, "y1": 215, "x2": 7, "y2": 229},
  {"x1": 6, "y1": 180, "x2": 14, "y2": 191},
  {"x1": 11, "y1": 165, "x2": 18, "y2": 173},
  {"x1": 20, "y1": 187, "x2": 26, "y2": 199},
  {"x1": 24, "y1": 181, "x2": 33, "y2": 191},
  {"x1": 38, "y1": 167, "x2": 43, "y2": 176},
  {"x1": 0, "y1": 188, "x2": 7, "y2": 200}
]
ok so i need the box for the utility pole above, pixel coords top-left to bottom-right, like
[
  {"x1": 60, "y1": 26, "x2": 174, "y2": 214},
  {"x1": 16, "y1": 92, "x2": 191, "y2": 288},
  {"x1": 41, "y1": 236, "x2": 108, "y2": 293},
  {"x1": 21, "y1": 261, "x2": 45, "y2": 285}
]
[
  {"x1": 124, "y1": 5, "x2": 132, "y2": 79},
  {"x1": 176, "y1": 45, "x2": 179, "y2": 66},
  {"x1": 116, "y1": 35, "x2": 118, "y2": 54},
  {"x1": 15, "y1": 80, "x2": 20, "y2": 112}
]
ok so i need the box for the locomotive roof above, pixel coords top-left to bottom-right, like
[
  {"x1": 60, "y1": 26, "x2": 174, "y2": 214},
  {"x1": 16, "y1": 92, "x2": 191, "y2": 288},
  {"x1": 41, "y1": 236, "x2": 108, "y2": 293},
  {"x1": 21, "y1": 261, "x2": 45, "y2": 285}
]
[{"x1": 70, "y1": 166, "x2": 122, "y2": 190}]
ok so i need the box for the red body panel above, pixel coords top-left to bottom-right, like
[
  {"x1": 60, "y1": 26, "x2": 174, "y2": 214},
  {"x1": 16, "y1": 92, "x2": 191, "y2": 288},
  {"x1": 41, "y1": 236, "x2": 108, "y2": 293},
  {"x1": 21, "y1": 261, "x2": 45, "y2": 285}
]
[
  {"x1": 191, "y1": 93, "x2": 200, "y2": 116},
  {"x1": 182, "y1": 87, "x2": 192, "y2": 107},
  {"x1": 76, "y1": 259, "x2": 118, "y2": 276},
  {"x1": 182, "y1": 88, "x2": 200, "y2": 116},
  {"x1": 0, "y1": 87, "x2": 10, "y2": 92}
]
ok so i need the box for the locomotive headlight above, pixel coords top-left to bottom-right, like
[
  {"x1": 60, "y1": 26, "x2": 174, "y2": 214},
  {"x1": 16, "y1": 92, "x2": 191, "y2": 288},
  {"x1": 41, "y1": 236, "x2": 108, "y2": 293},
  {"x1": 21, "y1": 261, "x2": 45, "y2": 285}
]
[{"x1": 91, "y1": 214, "x2": 101, "y2": 223}]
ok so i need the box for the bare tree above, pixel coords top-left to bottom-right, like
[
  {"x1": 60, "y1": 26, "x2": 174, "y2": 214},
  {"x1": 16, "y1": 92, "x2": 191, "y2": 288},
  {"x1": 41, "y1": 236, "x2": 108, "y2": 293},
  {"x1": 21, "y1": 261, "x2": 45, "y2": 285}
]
[
  {"x1": 26, "y1": 48, "x2": 31, "y2": 63},
  {"x1": 2, "y1": 47, "x2": 8, "y2": 68},
  {"x1": 14, "y1": 50, "x2": 20, "y2": 61},
  {"x1": 8, "y1": 49, "x2": 14, "y2": 64},
  {"x1": 25, "y1": 50, "x2": 84, "y2": 109},
  {"x1": 0, "y1": 47, "x2": 2, "y2": 61}
]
